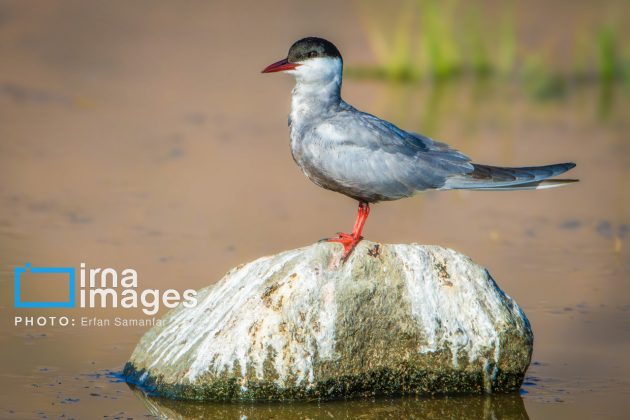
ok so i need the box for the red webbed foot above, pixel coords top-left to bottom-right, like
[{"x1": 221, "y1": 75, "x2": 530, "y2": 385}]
[
  {"x1": 326, "y1": 232, "x2": 363, "y2": 260},
  {"x1": 324, "y1": 202, "x2": 371, "y2": 261}
]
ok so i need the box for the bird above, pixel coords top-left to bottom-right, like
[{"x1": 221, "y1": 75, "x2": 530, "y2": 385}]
[{"x1": 262, "y1": 37, "x2": 577, "y2": 260}]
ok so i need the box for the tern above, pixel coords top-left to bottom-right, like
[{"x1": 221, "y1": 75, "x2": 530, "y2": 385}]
[{"x1": 262, "y1": 37, "x2": 577, "y2": 259}]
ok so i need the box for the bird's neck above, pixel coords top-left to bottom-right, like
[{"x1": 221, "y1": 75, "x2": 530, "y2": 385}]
[{"x1": 290, "y1": 76, "x2": 342, "y2": 123}]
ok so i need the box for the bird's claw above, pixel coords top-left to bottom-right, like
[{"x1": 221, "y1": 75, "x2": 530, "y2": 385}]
[
  {"x1": 325, "y1": 232, "x2": 363, "y2": 261},
  {"x1": 334, "y1": 232, "x2": 353, "y2": 240}
]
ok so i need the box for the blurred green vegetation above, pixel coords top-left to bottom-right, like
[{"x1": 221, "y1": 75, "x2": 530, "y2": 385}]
[{"x1": 350, "y1": 0, "x2": 629, "y2": 101}]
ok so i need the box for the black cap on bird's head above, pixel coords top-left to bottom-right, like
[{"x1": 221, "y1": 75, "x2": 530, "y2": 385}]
[
  {"x1": 262, "y1": 37, "x2": 342, "y2": 73},
  {"x1": 287, "y1": 37, "x2": 342, "y2": 63}
]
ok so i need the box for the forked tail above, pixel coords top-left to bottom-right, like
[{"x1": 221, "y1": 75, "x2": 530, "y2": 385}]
[{"x1": 444, "y1": 162, "x2": 578, "y2": 190}]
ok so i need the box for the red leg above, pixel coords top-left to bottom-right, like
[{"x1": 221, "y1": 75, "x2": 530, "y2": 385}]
[{"x1": 326, "y1": 202, "x2": 371, "y2": 260}]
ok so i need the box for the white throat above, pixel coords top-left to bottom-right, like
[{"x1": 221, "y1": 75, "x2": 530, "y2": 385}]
[{"x1": 289, "y1": 57, "x2": 343, "y2": 124}]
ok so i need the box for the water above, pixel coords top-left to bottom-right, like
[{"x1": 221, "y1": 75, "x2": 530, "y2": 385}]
[{"x1": 1, "y1": 1, "x2": 629, "y2": 418}]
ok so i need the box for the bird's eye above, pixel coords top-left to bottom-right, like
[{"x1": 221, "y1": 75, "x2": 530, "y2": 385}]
[{"x1": 308, "y1": 51, "x2": 318, "y2": 58}]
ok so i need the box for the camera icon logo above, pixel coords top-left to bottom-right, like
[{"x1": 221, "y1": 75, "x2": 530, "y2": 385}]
[{"x1": 14, "y1": 263, "x2": 76, "y2": 308}]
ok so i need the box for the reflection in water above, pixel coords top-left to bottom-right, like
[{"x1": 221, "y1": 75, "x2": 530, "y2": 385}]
[
  {"x1": 131, "y1": 386, "x2": 529, "y2": 419},
  {"x1": 1, "y1": 1, "x2": 630, "y2": 418}
]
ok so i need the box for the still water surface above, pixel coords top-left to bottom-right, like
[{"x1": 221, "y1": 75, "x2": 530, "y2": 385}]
[{"x1": 1, "y1": 1, "x2": 629, "y2": 418}]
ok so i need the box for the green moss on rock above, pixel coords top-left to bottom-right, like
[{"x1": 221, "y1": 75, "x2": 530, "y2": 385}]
[{"x1": 124, "y1": 241, "x2": 533, "y2": 401}]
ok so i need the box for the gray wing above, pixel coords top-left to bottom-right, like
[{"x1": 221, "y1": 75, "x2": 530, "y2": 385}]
[{"x1": 298, "y1": 106, "x2": 474, "y2": 201}]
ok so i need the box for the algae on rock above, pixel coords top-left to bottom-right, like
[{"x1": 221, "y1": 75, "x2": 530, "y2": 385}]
[{"x1": 124, "y1": 241, "x2": 533, "y2": 401}]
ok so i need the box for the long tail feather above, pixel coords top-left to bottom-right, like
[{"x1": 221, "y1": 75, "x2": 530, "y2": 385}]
[
  {"x1": 462, "y1": 178, "x2": 578, "y2": 191},
  {"x1": 444, "y1": 162, "x2": 577, "y2": 190}
]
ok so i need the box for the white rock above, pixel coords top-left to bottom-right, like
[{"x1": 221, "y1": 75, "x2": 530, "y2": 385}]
[{"x1": 125, "y1": 241, "x2": 532, "y2": 400}]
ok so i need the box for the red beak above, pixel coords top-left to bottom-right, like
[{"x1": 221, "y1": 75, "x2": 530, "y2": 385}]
[{"x1": 261, "y1": 58, "x2": 300, "y2": 73}]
